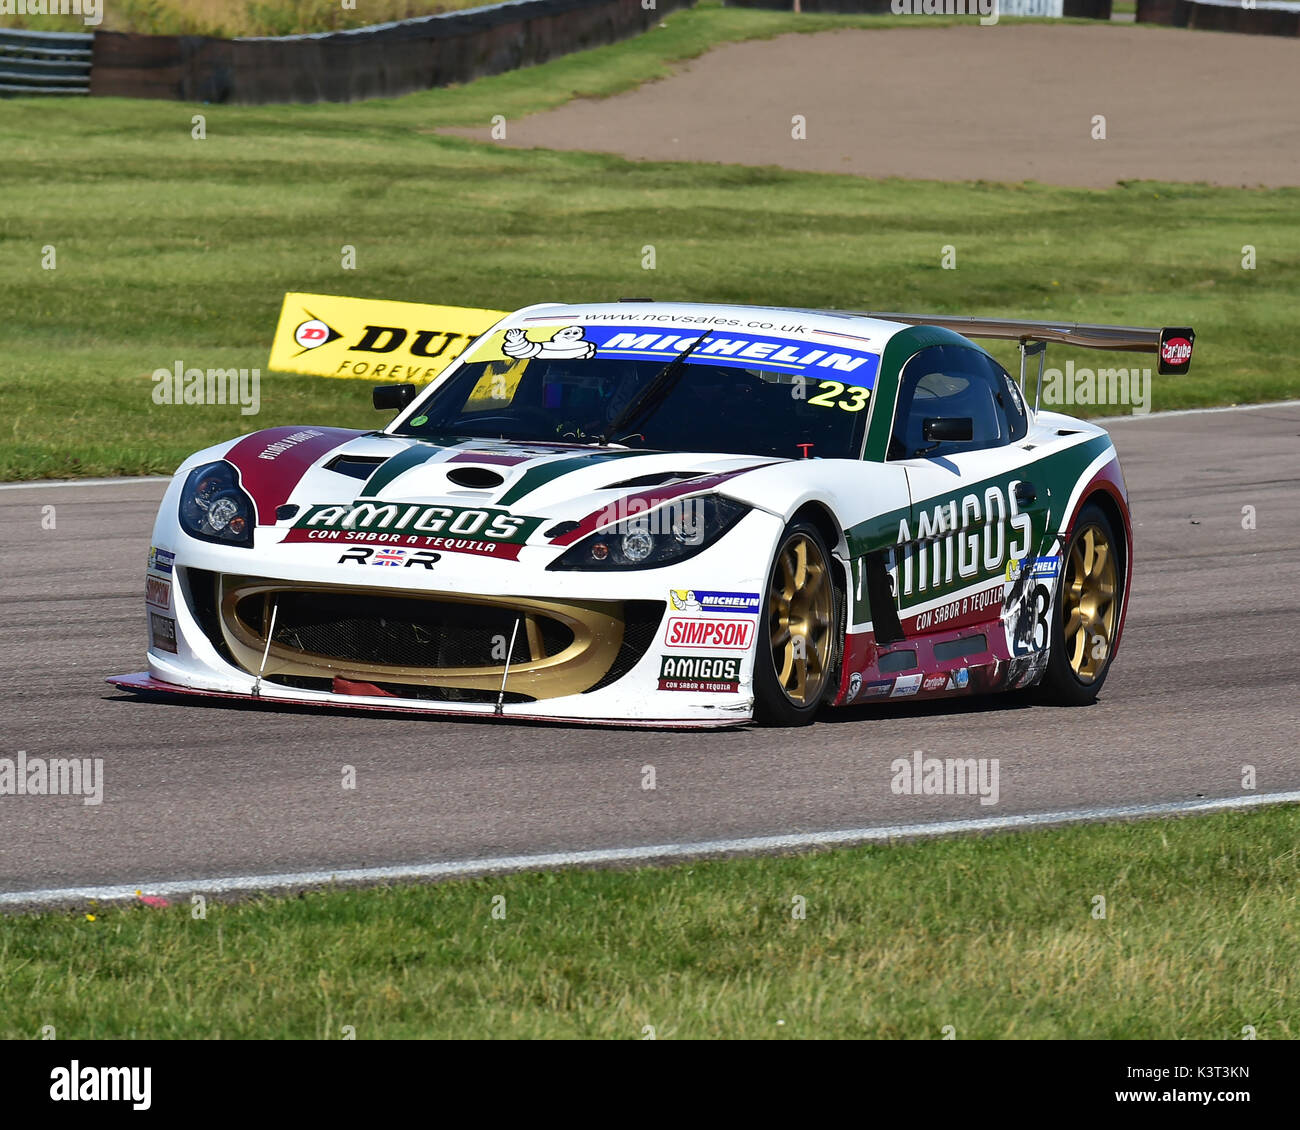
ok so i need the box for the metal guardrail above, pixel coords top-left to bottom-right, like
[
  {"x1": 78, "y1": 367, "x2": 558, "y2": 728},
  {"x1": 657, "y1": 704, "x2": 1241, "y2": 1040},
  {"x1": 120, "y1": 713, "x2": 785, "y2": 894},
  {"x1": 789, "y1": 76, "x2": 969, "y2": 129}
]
[{"x1": 0, "y1": 28, "x2": 93, "y2": 97}]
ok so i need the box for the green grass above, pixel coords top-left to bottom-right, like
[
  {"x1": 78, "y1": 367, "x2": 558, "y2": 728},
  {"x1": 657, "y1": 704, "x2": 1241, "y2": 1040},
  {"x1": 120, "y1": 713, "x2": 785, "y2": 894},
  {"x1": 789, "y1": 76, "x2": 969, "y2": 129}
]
[
  {"x1": 1, "y1": 806, "x2": 1295, "y2": 1038},
  {"x1": 1, "y1": 5, "x2": 1296, "y2": 480}
]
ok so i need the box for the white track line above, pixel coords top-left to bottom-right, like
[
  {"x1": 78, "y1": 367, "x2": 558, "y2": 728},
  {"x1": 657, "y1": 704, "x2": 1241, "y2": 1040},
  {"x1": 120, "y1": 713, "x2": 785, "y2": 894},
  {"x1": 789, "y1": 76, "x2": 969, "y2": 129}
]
[
  {"x1": 3, "y1": 789, "x2": 1297, "y2": 909},
  {"x1": 1093, "y1": 398, "x2": 1300, "y2": 423},
  {"x1": 0, "y1": 476, "x2": 170, "y2": 492}
]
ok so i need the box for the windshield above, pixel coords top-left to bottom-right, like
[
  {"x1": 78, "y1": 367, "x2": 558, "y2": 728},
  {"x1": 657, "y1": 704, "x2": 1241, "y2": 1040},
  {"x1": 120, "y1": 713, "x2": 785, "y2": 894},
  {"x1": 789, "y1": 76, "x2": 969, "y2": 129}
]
[{"x1": 391, "y1": 322, "x2": 880, "y2": 460}]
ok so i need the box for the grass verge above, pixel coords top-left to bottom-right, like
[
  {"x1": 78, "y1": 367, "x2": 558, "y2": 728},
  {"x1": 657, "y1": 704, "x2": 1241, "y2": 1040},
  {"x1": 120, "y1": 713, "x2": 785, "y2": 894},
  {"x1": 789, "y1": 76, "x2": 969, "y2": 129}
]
[
  {"x1": 1, "y1": 805, "x2": 1295, "y2": 1038},
  {"x1": 1, "y1": 6, "x2": 1296, "y2": 479}
]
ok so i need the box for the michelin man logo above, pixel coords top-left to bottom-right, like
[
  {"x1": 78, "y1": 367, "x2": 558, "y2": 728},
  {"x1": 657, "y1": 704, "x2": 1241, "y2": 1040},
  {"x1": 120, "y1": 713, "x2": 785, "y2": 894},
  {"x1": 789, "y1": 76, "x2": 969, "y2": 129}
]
[
  {"x1": 502, "y1": 325, "x2": 597, "y2": 361},
  {"x1": 670, "y1": 589, "x2": 703, "y2": 612}
]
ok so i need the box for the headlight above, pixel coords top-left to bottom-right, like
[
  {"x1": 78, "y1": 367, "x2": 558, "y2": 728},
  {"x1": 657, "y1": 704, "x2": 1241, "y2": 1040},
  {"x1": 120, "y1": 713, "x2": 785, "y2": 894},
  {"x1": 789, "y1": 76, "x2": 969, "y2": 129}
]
[
  {"x1": 547, "y1": 495, "x2": 749, "y2": 571},
  {"x1": 178, "y1": 461, "x2": 256, "y2": 547}
]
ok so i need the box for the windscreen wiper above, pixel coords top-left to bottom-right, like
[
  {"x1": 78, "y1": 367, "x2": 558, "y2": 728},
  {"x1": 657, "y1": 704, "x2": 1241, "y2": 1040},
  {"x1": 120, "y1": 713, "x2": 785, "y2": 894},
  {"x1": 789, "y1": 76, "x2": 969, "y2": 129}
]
[{"x1": 597, "y1": 331, "x2": 712, "y2": 445}]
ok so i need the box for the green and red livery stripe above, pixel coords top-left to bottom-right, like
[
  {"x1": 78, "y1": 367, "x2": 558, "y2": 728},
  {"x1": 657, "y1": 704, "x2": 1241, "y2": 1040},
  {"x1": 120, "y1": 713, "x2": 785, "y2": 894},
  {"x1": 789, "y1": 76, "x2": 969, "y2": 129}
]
[
  {"x1": 355, "y1": 442, "x2": 446, "y2": 500},
  {"x1": 496, "y1": 449, "x2": 646, "y2": 507},
  {"x1": 550, "y1": 464, "x2": 775, "y2": 546}
]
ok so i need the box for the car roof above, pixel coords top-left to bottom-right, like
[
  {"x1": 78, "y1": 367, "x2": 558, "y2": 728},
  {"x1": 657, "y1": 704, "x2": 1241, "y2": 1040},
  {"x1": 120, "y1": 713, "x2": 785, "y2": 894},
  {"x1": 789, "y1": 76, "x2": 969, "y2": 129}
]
[{"x1": 501, "y1": 301, "x2": 911, "y2": 351}]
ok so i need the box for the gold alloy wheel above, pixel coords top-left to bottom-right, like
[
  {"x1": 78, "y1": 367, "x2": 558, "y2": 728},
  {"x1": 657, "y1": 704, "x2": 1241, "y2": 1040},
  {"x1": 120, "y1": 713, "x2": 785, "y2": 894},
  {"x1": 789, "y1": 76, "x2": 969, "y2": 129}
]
[
  {"x1": 1061, "y1": 523, "x2": 1119, "y2": 683},
  {"x1": 768, "y1": 532, "x2": 834, "y2": 707}
]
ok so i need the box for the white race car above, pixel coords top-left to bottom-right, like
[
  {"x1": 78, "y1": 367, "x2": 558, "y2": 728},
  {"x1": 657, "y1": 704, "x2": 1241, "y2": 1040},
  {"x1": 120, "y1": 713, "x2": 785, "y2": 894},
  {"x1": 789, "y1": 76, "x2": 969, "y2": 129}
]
[{"x1": 110, "y1": 301, "x2": 1194, "y2": 726}]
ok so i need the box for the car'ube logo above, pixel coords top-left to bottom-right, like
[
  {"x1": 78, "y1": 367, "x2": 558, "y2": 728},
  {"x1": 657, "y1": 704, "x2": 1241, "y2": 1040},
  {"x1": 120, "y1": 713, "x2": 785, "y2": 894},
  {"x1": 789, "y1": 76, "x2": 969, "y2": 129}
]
[
  {"x1": 1156, "y1": 327, "x2": 1195, "y2": 374},
  {"x1": 664, "y1": 618, "x2": 754, "y2": 650},
  {"x1": 1160, "y1": 337, "x2": 1192, "y2": 366}
]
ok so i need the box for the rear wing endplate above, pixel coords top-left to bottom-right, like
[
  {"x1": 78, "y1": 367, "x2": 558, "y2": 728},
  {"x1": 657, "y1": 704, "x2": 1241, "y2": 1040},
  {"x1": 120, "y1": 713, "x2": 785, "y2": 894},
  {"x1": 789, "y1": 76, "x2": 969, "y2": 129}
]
[{"x1": 857, "y1": 312, "x2": 1196, "y2": 410}]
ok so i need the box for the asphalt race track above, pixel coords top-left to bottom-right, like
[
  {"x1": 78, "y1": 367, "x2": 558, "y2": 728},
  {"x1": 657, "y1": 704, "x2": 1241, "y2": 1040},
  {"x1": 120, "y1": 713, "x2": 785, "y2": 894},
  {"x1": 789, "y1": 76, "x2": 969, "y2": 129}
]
[{"x1": 1, "y1": 404, "x2": 1297, "y2": 903}]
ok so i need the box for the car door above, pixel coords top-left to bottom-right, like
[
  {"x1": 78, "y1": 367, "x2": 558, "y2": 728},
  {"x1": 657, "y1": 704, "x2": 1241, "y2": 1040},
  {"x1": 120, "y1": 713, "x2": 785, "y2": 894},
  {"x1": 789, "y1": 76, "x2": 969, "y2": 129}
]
[{"x1": 884, "y1": 344, "x2": 1050, "y2": 651}]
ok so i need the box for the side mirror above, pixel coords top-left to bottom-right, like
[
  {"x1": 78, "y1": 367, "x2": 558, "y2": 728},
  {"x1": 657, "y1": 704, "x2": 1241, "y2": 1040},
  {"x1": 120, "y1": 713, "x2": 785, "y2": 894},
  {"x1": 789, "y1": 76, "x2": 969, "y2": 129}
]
[
  {"x1": 923, "y1": 417, "x2": 973, "y2": 442},
  {"x1": 373, "y1": 383, "x2": 417, "y2": 411}
]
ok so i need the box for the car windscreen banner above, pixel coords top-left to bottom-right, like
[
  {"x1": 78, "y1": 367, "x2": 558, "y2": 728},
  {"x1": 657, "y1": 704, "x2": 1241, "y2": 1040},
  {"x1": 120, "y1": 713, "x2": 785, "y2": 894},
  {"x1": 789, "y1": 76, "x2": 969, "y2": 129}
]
[
  {"x1": 268, "y1": 293, "x2": 506, "y2": 382},
  {"x1": 465, "y1": 321, "x2": 881, "y2": 386}
]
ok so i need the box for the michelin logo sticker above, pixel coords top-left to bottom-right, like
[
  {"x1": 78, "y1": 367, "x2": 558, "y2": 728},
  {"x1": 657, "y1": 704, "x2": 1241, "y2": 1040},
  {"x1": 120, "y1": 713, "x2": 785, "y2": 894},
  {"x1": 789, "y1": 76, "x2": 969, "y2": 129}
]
[
  {"x1": 1006, "y1": 555, "x2": 1061, "y2": 582},
  {"x1": 479, "y1": 323, "x2": 881, "y2": 384},
  {"x1": 669, "y1": 589, "x2": 761, "y2": 615}
]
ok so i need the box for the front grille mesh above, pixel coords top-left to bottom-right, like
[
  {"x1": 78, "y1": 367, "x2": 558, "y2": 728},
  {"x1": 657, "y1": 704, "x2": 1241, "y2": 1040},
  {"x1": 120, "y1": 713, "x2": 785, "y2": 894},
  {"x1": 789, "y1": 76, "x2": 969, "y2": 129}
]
[
  {"x1": 585, "y1": 601, "x2": 665, "y2": 693},
  {"x1": 237, "y1": 591, "x2": 574, "y2": 670},
  {"x1": 210, "y1": 576, "x2": 665, "y2": 702}
]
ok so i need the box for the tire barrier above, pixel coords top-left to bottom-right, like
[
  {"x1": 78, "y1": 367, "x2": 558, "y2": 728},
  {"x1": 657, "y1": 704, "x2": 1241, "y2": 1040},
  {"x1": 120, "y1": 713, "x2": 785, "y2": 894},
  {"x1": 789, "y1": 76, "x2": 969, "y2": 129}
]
[{"x1": 0, "y1": 28, "x2": 93, "y2": 97}]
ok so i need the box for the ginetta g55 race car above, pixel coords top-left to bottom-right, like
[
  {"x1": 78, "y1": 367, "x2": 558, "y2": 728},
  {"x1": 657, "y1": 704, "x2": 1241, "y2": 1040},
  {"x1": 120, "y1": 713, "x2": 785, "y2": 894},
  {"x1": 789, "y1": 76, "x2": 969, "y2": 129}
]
[{"x1": 110, "y1": 301, "x2": 1195, "y2": 727}]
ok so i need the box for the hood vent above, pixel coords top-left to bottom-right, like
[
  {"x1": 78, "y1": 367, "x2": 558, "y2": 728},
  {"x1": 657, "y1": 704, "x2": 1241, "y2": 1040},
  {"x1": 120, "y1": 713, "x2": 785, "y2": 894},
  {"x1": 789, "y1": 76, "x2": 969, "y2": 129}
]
[
  {"x1": 325, "y1": 454, "x2": 387, "y2": 480},
  {"x1": 447, "y1": 466, "x2": 506, "y2": 489}
]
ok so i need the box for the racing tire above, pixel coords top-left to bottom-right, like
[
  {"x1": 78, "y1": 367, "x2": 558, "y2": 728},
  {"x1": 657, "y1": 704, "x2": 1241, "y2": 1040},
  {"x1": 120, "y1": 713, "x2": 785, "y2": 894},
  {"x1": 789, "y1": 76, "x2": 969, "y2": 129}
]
[
  {"x1": 1036, "y1": 501, "x2": 1124, "y2": 706},
  {"x1": 753, "y1": 518, "x2": 843, "y2": 726}
]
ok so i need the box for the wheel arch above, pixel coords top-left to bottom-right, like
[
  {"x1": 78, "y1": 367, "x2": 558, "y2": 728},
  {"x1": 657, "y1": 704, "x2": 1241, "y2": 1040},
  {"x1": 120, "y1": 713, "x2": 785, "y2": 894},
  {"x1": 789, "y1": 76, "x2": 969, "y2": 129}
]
[
  {"x1": 785, "y1": 501, "x2": 851, "y2": 702},
  {"x1": 788, "y1": 500, "x2": 846, "y2": 563},
  {"x1": 1080, "y1": 488, "x2": 1128, "y2": 578},
  {"x1": 1064, "y1": 464, "x2": 1133, "y2": 660}
]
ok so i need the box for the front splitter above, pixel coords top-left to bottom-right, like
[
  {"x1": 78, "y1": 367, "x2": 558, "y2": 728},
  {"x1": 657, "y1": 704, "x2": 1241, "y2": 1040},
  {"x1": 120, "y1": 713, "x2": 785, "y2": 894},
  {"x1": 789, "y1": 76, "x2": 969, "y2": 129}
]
[{"x1": 105, "y1": 672, "x2": 749, "y2": 730}]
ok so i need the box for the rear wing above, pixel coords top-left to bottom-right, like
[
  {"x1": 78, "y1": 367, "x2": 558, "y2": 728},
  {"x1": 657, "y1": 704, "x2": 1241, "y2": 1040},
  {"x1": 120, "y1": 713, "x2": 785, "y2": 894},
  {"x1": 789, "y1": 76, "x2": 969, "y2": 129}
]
[{"x1": 857, "y1": 311, "x2": 1196, "y2": 409}]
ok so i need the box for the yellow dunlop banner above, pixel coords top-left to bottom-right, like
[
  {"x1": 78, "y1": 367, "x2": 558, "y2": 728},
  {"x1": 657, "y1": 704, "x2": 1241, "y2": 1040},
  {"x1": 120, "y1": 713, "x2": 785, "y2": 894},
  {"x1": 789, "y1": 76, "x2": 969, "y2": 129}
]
[{"x1": 268, "y1": 293, "x2": 507, "y2": 383}]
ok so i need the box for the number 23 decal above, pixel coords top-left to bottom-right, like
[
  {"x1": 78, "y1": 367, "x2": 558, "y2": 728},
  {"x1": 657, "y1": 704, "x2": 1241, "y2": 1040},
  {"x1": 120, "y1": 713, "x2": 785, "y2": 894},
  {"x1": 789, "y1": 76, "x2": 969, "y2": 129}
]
[
  {"x1": 1012, "y1": 582, "x2": 1051, "y2": 656},
  {"x1": 808, "y1": 380, "x2": 870, "y2": 412},
  {"x1": 1031, "y1": 583, "x2": 1051, "y2": 651}
]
